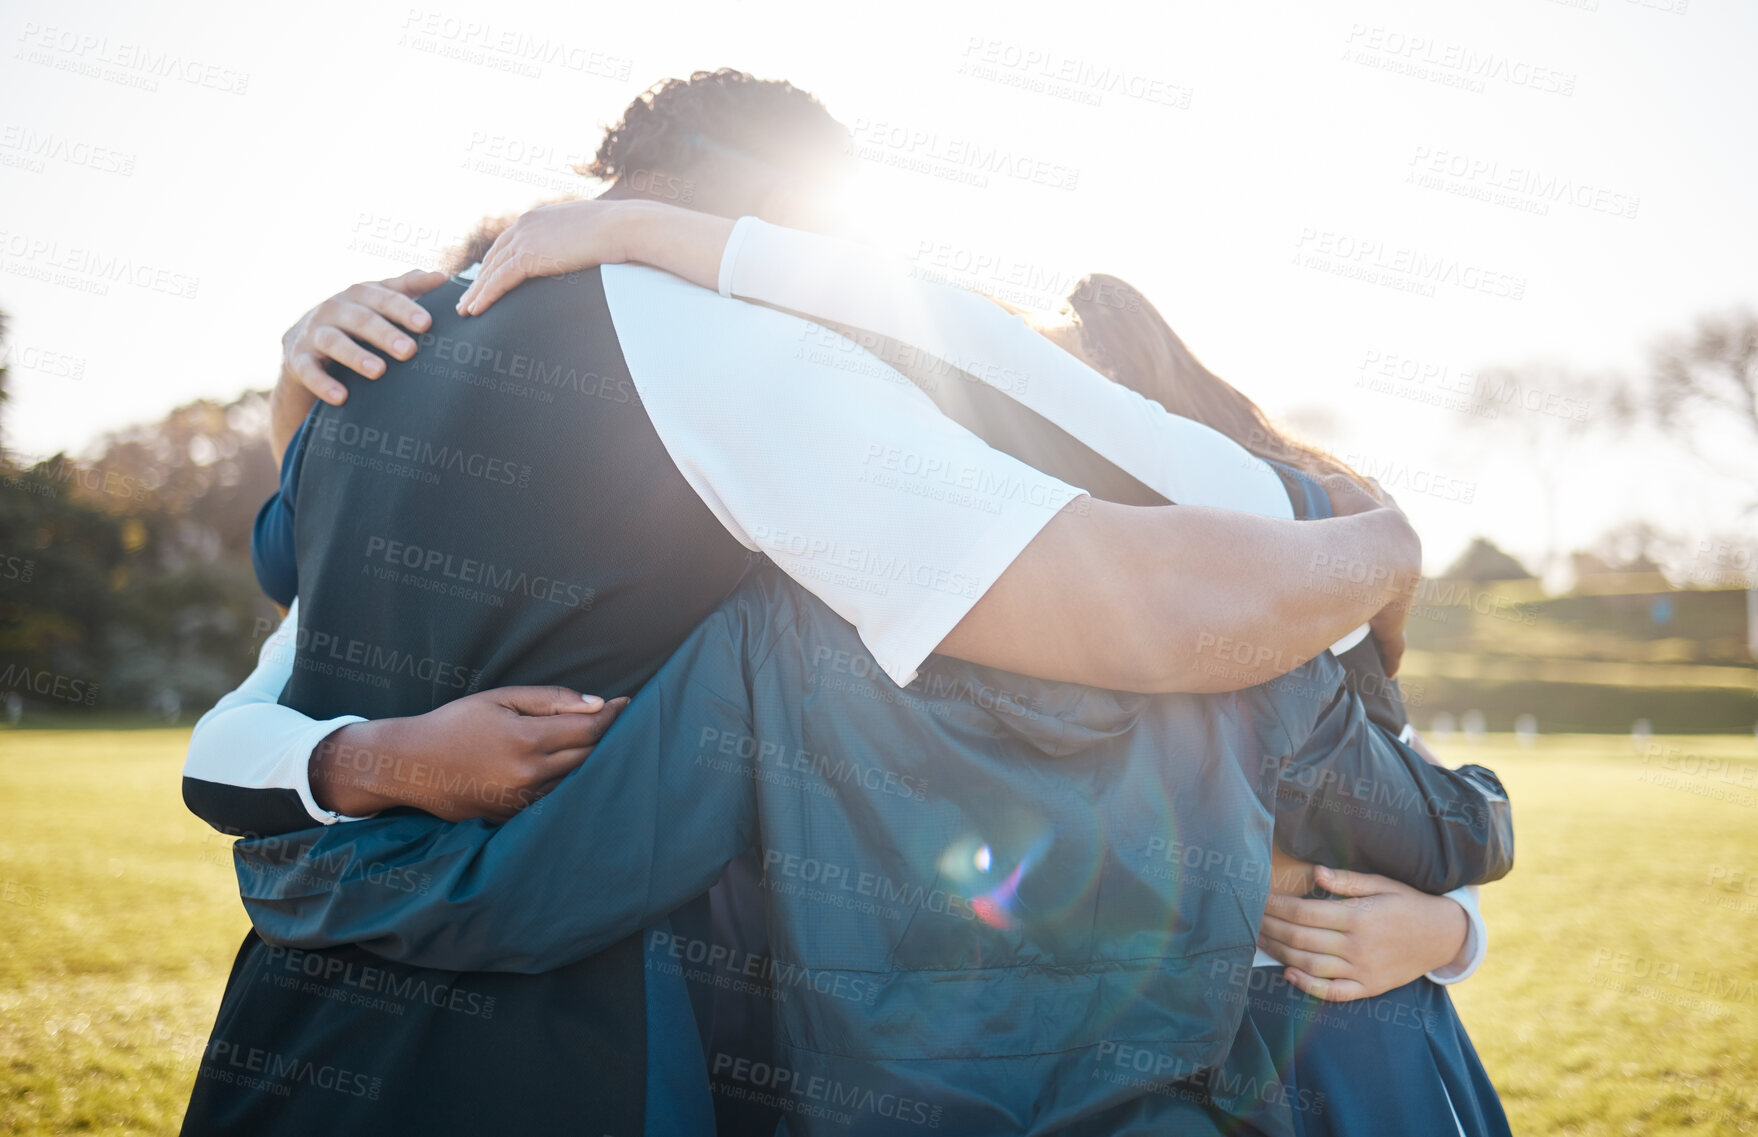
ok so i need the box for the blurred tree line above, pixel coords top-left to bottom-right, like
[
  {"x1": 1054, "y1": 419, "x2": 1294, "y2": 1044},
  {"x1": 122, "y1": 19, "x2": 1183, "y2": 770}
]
[{"x1": 1, "y1": 312, "x2": 280, "y2": 719}]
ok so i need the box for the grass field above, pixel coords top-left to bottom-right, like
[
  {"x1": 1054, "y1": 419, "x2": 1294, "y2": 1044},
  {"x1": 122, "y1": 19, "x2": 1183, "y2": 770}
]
[{"x1": 2, "y1": 729, "x2": 1756, "y2": 1134}]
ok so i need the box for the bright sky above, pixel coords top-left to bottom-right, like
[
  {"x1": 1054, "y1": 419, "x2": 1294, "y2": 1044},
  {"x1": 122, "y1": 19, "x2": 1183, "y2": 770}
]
[{"x1": 3, "y1": 0, "x2": 1755, "y2": 573}]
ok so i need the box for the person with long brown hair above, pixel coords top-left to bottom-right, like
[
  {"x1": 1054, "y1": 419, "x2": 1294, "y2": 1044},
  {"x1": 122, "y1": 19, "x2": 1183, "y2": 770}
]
[
  {"x1": 1056, "y1": 274, "x2": 1365, "y2": 486},
  {"x1": 1054, "y1": 272, "x2": 1511, "y2": 1137}
]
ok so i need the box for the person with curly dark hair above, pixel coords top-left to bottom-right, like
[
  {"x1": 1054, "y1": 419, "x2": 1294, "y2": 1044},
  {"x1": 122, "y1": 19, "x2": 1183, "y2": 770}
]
[
  {"x1": 430, "y1": 69, "x2": 852, "y2": 309},
  {"x1": 586, "y1": 68, "x2": 853, "y2": 221}
]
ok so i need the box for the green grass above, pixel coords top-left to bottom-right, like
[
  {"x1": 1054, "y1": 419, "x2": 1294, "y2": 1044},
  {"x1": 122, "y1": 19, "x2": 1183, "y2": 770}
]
[
  {"x1": 0, "y1": 730, "x2": 249, "y2": 1136},
  {"x1": 1444, "y1": 733, "x2": 1758, "y2": 1135},
  {"x1": 2, "y1": 730, "x2": 1756, "y2": 1134}
]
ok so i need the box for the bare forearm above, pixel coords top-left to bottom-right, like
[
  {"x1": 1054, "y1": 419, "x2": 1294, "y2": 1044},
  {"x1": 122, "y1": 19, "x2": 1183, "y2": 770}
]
[
  {"x1": 1392, "y1": 887, "x2": 1472, "y2": 976},
  {"x1": 1143, "y1": 506, "x2": 1419, "y2": 692},
  {"x1": 269, "y1": 369, "x2": 319, "y2": 466},
  {"x1": 308, "y1": 720, "x2": 406, "y2": 816},
  {"x1": 620, "y1": 199, "x2": 733, "y2": 290},
  {"x1": 309, "y1": 717, "x2": 504, "y2": 819},
  {"x1": 308, "y1": 716, "x2": 543, "y2": 822},
  {"x1": 307, "y1": 687, "x2": 625, "y2": 823},
  {"x1": 942, "y1": 500, "x2": 1418, "y2": 694}
]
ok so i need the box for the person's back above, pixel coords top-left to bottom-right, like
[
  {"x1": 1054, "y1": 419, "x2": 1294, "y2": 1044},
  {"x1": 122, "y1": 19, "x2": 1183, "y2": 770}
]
[
  {"x1": 186, "y1": 269, "x2": 754, "y2": 1137},
  {"x1": 709, "y1": 567, "x2": 1292, "y2": 1134},
  {"x1": 285, "y1": 268, "x2": 754, "y2": 718}
]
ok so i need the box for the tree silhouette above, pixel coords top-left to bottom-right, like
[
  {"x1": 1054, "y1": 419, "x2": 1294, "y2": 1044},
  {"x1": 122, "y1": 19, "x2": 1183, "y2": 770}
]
[
  {"x1": 1633, "y1": 308, "x2": 1758, "y2": 507},
  {"x1": 0, "y1": 388, "x2": 279, "y2": 717}
]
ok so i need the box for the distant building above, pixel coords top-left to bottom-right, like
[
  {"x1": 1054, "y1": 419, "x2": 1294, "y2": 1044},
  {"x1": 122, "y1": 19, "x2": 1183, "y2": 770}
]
[
  {"x1": 1570, "y1": 550, "x2": 1664, "y2": 579},
  {"x1": 1441, "y1": 538, "x2": 1536, "y2": 582}
]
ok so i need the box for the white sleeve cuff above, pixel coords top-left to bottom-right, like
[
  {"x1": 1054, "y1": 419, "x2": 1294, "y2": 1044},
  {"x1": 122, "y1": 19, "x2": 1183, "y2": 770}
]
[
  {"x1": 717, "y1": 215, "x2": 762, "y2": 298},
  {"x1": 290, "y1": 715, "x2": 374, "y2": 824},
  {"x1": 183, "y1": 600, "x2": 377, "y2": 828},
  {"x1": 1328, "y1": 622, "x2": 1372, "y2": 656},
  {"x1": 1427, "y1": 885, "x2": 1487, "y2": 985}
]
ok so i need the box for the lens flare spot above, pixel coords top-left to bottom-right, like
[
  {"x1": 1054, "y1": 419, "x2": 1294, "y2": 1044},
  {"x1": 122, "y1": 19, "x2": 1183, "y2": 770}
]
[
  {"x1": 938, "y1": 836, "x2": 991, "y2": 884},
  {"x1": 971, "y1": 894, "x2": 1011, "y2": 929},
  {"x1": 968, "y1": 832, "x2": 1057, "y2": 932}
]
